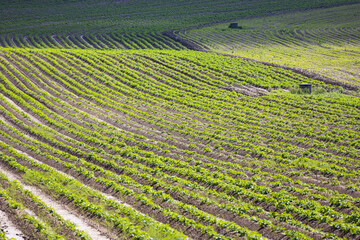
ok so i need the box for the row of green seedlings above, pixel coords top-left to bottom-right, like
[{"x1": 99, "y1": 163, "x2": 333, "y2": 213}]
[
  {"x1": 0, "y1": 183, "x2": 64, "y2": 240},
  {"x1": 175, "y1": 31, "x2": 211, "y2": 50},
  {"x1": 0, "y1": 56, "x2": 358, "y2": 238},
  {"x1": 180, "y1": 30, "x2": 248, "y2": 50},
  {"x1": 0, "y1": 33, "x2": 185, "y2": 50}
]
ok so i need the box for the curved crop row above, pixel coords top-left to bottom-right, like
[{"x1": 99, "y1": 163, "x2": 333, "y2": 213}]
[{"x1": 0, "y1": 33, "x2": 186, "y2": 50}]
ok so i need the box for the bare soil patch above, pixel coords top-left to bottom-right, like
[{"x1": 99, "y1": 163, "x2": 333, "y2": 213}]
[{"x1": 0, "y1": 209, "x2": 27, "y2": 240}]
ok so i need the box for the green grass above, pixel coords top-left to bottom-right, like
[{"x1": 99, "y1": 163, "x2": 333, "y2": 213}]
[{"x1": 181, "y1": 3, "x2": 360, "y2": 85}]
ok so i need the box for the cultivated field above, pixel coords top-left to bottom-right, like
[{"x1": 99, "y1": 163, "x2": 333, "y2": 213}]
[
  {"x1": 0, "y1": 0, "x2": 359, "y2": 240},
  {"x1": 0, "y1": 32, "x2": 187, "y2": 50},
  {"x1": 0, "y1": 47, "x2": 359, "y2": 239},
  {"x1": 178, "y1": 4, "x2": 360, "y2": 86},
  {"x1": 1, "y1": 0, "x2": 357, "y2": 35}
]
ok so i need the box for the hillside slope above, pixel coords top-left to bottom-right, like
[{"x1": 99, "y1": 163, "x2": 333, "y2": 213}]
[
  {"x1": 178, "y1": 3, "x2": 360, "y2": 85},
  {"x1": 1, "y1": 0, "x2": 358, "y2": 35},
  {"x1": 0, "y1": 1, "x2": 360, "y2": 239},
  {"x1": 0, "y1": 48, "x2": 359, "y2": 239}
]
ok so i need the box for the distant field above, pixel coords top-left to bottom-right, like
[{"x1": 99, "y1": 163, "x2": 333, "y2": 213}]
[
  {"x1": 1, "y1": 0, "x2": 358, "y2": 35},
  {"x1": 0, "y1": 32, "x2": 187, "y2": 50},
  {"x1": 179, "y1": 4, "x2": 360, "y2": 85}
]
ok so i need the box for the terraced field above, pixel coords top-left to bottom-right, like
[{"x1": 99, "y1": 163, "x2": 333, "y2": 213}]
[{"x1": 179, "y1": 4, "x2": 360, "y2": 85}]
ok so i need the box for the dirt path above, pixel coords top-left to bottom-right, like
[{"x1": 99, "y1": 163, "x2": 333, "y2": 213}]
[
  {"x1": 0, "y1": 163, "x2": 111, "y2": 240},
  {"x1": 0, "y1": 209, "x2": 27, "y2": 240},
  {"x1": 80, "y1": 35, "x2": 96, "y2": 48},
  {"x1": 51, "y1": 35, "x2": 63, "y2": 47},
  {"x1": 1, "y1": 94, "x2": 42, "y2": 124},
  {"x1": 23, "y1": 36, "x2": 31, "y2": 47},
  {"x1": 12, "y1": 147, "x2": 163, "y2": 224},
  {"x1": 0, "y1": 115, "x2": 37, "y2": 141},
  {"x1": 10, "y1": 35, "x2": 17, "y2": 48},
  {"x1": 0, "y1": 91, "x2": 86, "y2": 147}
]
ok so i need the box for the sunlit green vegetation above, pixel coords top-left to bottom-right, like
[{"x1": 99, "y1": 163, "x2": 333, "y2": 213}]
[
  {"x1": 180, "y1": 3, "x2": 360, "y2": 85},
  {"x1": 0, "y1": 1, "x2": 359, "y2": 239},
  {"x1": 0, "y1": 47, "x2": 359, "y2": 239}
]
